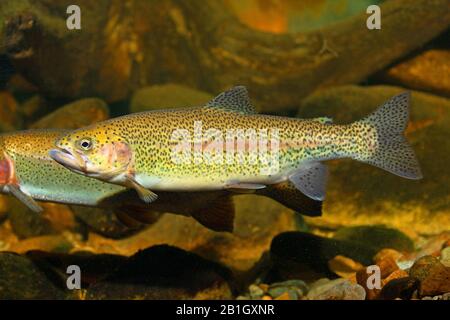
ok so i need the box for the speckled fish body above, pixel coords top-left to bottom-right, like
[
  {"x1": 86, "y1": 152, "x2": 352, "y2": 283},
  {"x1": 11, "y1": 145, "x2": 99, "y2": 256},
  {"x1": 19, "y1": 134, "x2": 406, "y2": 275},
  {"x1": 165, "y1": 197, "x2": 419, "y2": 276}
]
[
  {"x1": 1, "y1": 128, "x2": 322, "y2": 231},
  {"x1": 0, "y1": 129, "x2": 125, "y2": 208},
  {"x1": 52, "y1": 86, "x2": 422, "y2": 204}
]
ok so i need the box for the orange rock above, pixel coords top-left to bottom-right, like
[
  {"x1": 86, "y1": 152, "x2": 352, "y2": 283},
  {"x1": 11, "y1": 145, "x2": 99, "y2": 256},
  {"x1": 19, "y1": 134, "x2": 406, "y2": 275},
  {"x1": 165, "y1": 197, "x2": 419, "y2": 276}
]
[
  {"x1": 382, "y1": 269, "x2": 409, "y2": 286},
  {"x1": 328, "y1": 255, "x2": 365, "y2": 278},
  {"x1": 9, "y1": 235, "x2": 73, "y2": 253},
  {"x1": 0, "y1": 91, "x2": 21, "y2": 130},
  {"x1": 0, "y1": 195, "x2": 10, "y2": 216},
  {"x1": 356, "y1": 268, "x2": 381, "y2": 300},
  {"x1": 40, "y1": 203, "x2": 78, "y2": 233},
  {"x1": 6, "y1": 74, "x2": 38, "y2": 93},
  {"x1": 347, "y1": 272, "x2": 358, "y2": 284},
  {"x1": 374, "y1": 249, "x2": 404, "y2": 264},
  {"x1": 379, "y1": 49, "x2": 450, "y2": 97},
  {"x1": 376, "y1": 257, "x2": 399, "y2": 278},
  {"x1": 259, "y1": 284, "x2": 269, "y2": 292},
  {"x1": 409, "y1": 255, "x2": 450, "y2": 296},
  {"x1": 262, "y1": 295, "x2": 272, "y2": 300},
  {"x1": 30, "y1": 98, "x2": 109, "y2": 130},
  {"x1": 415, "y1": 232, "x2": 450, "y2": 258},
  {"x1": 274, "y1": 292, "x2": 291, "y2": 300}
]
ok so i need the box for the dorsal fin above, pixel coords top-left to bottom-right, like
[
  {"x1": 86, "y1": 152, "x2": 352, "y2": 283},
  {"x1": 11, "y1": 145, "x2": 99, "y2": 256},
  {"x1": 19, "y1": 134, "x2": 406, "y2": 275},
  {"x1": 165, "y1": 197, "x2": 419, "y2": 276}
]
[{"x1": 206, "y1": 86, "x2": 257, "y2": 114}]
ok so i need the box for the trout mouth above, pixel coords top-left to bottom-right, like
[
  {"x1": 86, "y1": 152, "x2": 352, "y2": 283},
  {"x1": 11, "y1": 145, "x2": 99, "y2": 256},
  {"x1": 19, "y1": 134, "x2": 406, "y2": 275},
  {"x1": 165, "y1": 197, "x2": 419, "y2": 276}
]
[{"x1": 49, "y1": 148, "x2": 88, "y2": 175}]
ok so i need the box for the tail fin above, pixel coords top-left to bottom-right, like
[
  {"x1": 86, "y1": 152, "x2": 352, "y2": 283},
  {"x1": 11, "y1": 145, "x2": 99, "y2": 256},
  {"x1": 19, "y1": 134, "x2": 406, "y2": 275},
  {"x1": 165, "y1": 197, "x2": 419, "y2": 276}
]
[{"x1": 353, "y1": 92, "x2": 423, "y2": 180}]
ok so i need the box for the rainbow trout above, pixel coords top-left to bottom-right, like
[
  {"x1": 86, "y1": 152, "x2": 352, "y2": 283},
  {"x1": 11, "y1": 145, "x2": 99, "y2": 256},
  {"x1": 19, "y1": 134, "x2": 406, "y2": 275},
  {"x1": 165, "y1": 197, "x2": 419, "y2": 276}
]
[
  {"x1": 50, "y1": 86, "x2": 422, "y2": 207},
  {"x1": 1, "y1": 129, "x2": 321, "y2": 231}
]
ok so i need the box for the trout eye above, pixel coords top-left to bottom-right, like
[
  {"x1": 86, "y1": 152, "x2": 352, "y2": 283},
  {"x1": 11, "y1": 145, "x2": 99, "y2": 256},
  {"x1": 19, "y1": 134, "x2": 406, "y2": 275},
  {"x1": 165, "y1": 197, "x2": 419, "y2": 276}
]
[{"x1": 78, "y1": 138, "x2": 93, "y2": 151}]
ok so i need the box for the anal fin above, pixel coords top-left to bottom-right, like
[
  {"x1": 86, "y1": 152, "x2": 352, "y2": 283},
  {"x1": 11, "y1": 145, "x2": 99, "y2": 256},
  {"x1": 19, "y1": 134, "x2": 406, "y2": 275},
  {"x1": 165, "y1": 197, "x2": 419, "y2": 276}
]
[
  {"x1": 191, "y1": 195, "x2": 235, "y2": 232},
  {"x1": 288, "y1": 162, "x2": 328, "y2": 201}
]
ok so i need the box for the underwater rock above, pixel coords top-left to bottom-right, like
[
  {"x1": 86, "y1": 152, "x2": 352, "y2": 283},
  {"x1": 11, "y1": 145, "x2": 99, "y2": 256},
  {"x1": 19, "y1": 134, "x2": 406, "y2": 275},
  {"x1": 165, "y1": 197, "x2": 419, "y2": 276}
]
[
  {"x1": 375, "y1": 256, "x2": 401, "y2": 279},
  {"x1": 8, "y1": 197, "x2": 58, "y2": 238},
  {"x1": 378, "y1": 277, "x2": 420, "y2": 300},
  {"x1": 413, "y1": 232, "x2": 450, "y2": 260},
  {"x1": 0, "y1": 55, "x2": 15, "y2": 89},
  {"x1": 298, "y1": 85, "x2": 450, "y2": 235},
  {"x1": 441, "y1": 247, "x2": 450, "y2": 267},
  {"x1": 328, "y1": 255, "x2": 364, "y2": 279},
  {"x1": 269, "y1": 231, "x2": 378, "y2": 281},
  {"x1": 306, "y1": 278, "x2": 366, "y2": 300},
  {"x1": 4, "y1": 74, "x2": 39, "y2": 95},
  {"x1": 7, "y1": 197, "x2": 82, "y2": 239},
  {"x1": 20, "y1": 94, "x2": 47, "y2": 122},
  {"x1": 422, "y1": 292, "x2": 450, "y2": 300},
  {"x1": 227, "y1": 0, "x2": 380, "y2": 33},
  {"x1": 377, "y1": 49, "x2": 450, "y2": 98},
  {"x1": 38, "y1": 203, "x2": 81, "y2": 234},
  {"x1": 0, "y1": 195, "x2": 9, "y2": 223},
  {"x1": 248, "y1": 284, "x2": 264, "y2": 299},
  {"x1": 30, "y1": 98, "x2": 109, "y2": 129},
  {"x1": 373, "y1": 249, "x2": 405, "y2": 266},
  {"x1": 2, "y1": 0, "x2": 449, "y2": 111},
  {"x1": 267, "y1": 279, "x2": 308, "y2": 300},
  {"x1": 0, "y1": 252, "x2": 68, "y2": 299},
  {"x1": 382, "y1": 269, "x2": 410, "y2": 286},
  {"x1": 26, "y1": 250, "x2": 128, "y2": 287},
  {"x1": 355, "y1": 268, "x2": 381, "y2": 300},
  {"x1": 409, "y1": 255, "x2": 450, "y2": 296},
  {"x1": 333, "y1": 225, "x2": 415, "y2": 253},
  {"x1": 86, "y1": 245, "x2": 233, "y2": 300},
  {"x1": 238, "y1": 279, "x2": 309, "y2": 300},
  {"x1": 8, "y1": 234, "x2": 73, "y2": 254},
  {"x1": 71, "y1": 206, "x2": 148, "y2": 239},
  {"x1": 130, "y1": 84, "x2": 213, "y2": 113},
  {"x1": 80, "y1": 195, "x2": 299, "y2": 278},
  {"x1": 0, "y1": 90, "x2": 21, "y2": 131},
  {"x1": 356, "y1": 253, "x2": 408, "y2": 300}
]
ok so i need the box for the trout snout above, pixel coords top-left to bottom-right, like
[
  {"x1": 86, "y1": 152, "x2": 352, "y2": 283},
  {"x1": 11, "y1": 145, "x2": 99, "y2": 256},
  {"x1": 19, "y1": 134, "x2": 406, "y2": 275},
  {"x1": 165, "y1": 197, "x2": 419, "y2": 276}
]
[{"x1": 49, "y1": 148, "x2": 88, "y2": 174}]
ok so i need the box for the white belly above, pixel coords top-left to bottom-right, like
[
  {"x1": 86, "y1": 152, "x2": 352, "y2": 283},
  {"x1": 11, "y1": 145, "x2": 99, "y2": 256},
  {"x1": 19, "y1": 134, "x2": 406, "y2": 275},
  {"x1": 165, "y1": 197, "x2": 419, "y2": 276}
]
[{"x1": 134, "y1": 173, "x2": 287, "y2": 191}]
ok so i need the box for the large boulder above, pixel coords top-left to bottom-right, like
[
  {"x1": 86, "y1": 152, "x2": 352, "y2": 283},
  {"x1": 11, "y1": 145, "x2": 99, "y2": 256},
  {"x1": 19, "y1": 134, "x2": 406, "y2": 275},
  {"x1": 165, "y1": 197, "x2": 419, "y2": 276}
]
[
  {"x1": 130, "y1": 84, "x2": 213, "y2": 113},
  {"x1": 77, "y1": 195, "x2": 299, "y2": 277},
  {"x1": 30, "y1": 98, "x2": 109, "y2": 129},
  {"x1": 376, "y1": 48, "x2": 450, "y2": 98}
]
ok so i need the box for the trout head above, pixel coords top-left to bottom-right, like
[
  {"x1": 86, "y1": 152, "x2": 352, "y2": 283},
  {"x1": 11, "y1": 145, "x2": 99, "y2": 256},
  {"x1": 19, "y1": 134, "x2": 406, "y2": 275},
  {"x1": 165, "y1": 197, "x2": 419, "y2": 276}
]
[{"x1": 50, "y1": 127, "x2": 133, "y2": 182}]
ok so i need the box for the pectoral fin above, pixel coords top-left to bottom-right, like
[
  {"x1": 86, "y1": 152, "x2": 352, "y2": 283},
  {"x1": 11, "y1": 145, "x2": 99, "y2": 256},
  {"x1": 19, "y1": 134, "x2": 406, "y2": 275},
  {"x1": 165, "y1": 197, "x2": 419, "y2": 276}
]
[
  {"x1": 191, "y1": 195, "x2": 235, "y2": 232},
  {"x1": 9, "y1": 185, "x2": 43, "y2": 213},
  {"x1": 127, "y1": 177, "x2": 158, "y2": 204},
  {"x1": 288, "y1": 162, "x2": 328, "y2": 201}
]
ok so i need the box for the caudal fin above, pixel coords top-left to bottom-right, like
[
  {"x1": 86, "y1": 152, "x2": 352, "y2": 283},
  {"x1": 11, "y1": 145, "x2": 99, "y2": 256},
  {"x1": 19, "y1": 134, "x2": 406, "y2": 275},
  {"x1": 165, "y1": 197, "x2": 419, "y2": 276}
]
[{"x1": 354, "y1": 92, "x2": 423, "y2": 180}]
